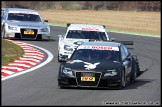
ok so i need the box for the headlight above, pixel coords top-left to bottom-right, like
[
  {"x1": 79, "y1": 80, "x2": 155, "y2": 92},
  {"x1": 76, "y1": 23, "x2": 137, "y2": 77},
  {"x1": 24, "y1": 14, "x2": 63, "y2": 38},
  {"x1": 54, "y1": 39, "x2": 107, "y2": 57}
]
[
  {"x1": 8, "y1": 26, "x2": 17, "y2": 30},
  {"x1": 104, "y1": 69, "x2": 117, "y2": 76},
  {"x1": 64, "y1": 45, "x2": 73, "y2": 51},
  {"x1": 40, "y1": 28, "x2": 48, "y2": 32},
  {"x1": 62, "y1": 67, "x2": 73, "y2": 75}
]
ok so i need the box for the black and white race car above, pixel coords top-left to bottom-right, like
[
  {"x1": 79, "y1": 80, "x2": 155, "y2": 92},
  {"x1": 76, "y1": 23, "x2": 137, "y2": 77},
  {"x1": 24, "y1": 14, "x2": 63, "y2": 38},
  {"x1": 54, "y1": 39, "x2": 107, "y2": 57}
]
[
  {"x1": 57, "y1": 41, "x2": 140, "y2": 89},
  {"x1": 58, "y1": 23, "x2": 112, "y2": 62}
]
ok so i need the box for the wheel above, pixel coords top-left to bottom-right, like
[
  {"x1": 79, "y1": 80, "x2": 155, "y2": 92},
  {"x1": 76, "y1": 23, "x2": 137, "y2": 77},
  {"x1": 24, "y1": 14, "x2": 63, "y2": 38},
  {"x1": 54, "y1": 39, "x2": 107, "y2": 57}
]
[
  {"x1": 118, "y1": 71, "x2": 126, "y2": 89},
  {"x1": 130, "y1": 64, "x2": 137, "y2": 83},
  {"x1": 36, "y1": 35, "x2": 42, "y2": 40}
]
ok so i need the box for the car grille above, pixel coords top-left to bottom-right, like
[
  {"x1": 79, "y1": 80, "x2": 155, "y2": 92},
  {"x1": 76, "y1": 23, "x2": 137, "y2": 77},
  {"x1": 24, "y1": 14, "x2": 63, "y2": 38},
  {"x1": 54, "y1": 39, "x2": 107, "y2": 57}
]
[
  {"x1": 20, "y1": 28, "x2": 38, "y2": 39},
  {"x1": 76, "y1": 72, "x2": 101, "y2": 87}
]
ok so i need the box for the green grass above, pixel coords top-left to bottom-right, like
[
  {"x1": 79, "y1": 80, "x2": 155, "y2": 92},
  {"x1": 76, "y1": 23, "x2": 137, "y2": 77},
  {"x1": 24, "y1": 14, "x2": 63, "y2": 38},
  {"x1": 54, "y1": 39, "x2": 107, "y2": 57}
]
[{"x1": 1, "y1": 39, "x2": 24, "y2": 66}]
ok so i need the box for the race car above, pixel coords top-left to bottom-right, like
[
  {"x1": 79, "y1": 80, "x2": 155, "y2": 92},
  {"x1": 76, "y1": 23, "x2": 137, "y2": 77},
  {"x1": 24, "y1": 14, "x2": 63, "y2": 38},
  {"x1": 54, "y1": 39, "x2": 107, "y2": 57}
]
[
  {"x1": 1, "y1": 8, "x2": 50, "y2": 40},
  {"x1": 57, "y1": 41, "x2": 140, "y2": 89},
  {"x1": 58, "y1": 23, "x2": 113, "y2": 62}
]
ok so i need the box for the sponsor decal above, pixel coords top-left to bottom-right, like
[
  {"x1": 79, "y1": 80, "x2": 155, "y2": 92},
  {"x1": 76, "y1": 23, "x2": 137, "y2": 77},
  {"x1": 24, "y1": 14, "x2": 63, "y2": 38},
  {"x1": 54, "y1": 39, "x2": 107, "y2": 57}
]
[
  {"x1": 24, "y1": 29, "x2": 34, "y2": 35},
  {"x1": 92, "y1": 46, "x2": 112, "y2": 50},
  {"x1": 81, "y1": 76, "x2": 95, "y2": 81},
  {"x1": 81, "y1": 72, "x2": 95, "y2": 81},
  {"x1": 84, "y1": 62, "x2": 100, "y2": 70},
  {"x1": 82, "y1": 27, "x2": 99, "y2": 31},
  {"x1": 77, "y1": 45, "x2": 119, "y2": 51}
]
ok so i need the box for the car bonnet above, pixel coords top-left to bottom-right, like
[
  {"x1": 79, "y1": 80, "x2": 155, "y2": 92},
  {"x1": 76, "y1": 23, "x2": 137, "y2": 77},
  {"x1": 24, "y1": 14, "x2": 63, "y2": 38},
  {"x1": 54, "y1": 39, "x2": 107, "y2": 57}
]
[
  {"x1": 6, "y1": 20, "x2": 47, "y2": 28},
  {"x1": 63, "y1": 60, "x2": 122, "y2": 72}
]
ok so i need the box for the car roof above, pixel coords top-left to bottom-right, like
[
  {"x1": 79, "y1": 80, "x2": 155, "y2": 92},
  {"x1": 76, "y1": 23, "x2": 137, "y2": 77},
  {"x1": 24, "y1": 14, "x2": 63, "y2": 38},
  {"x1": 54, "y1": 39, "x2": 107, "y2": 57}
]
[
  {"x1": 5, "y1": 8, "x2": 39, "y2": 15},
  {"x1": 68, "y1": 24, "x2": 106, "y2": 32},
  {"x1": 6, "y1": 8, "x2": 36, "y2": 12}
]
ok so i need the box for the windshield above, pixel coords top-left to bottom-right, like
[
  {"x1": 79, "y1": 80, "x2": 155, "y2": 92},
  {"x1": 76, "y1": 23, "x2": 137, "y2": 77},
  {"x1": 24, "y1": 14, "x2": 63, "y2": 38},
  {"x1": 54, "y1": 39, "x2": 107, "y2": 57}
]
[
  {"x1": 66, "y1": 30, "x2": 107, "y2": 41},
  {"x1": 71, "y1": 49, "x2": 120, "y2": 62},
  {"x1": 7, "y1": 13, "x2": 42, "y2": 22}
]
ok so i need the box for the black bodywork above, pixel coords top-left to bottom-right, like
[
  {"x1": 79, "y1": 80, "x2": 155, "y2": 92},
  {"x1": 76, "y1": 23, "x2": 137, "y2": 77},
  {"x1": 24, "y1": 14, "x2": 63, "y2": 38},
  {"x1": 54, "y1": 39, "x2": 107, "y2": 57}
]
[{"x1": 57, "y1": 51, "x2": 140, "y2": 89}]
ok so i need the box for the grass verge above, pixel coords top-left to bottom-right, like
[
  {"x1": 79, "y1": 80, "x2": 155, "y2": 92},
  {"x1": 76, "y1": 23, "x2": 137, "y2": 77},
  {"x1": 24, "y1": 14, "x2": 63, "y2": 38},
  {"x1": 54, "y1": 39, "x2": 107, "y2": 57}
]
[
  {"x1": 38, "y1": 10, "x2": 160, "y2": 36},
  {"x1": 1, "y1": 39, "x2": 24, "y2": 66}
]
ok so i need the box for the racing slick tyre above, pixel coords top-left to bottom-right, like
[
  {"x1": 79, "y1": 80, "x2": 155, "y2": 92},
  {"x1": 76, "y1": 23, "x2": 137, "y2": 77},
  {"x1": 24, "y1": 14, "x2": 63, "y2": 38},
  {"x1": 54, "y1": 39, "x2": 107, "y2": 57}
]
[
  {"x1": 130, "y1": 63, "x2": 137, "y2": 83},
  {"x1": 118, "y1": 70, "x2": 126, "y2": 89},
  {"x1": 36, "y1": 35, "x2": 42, "y2": 40}
]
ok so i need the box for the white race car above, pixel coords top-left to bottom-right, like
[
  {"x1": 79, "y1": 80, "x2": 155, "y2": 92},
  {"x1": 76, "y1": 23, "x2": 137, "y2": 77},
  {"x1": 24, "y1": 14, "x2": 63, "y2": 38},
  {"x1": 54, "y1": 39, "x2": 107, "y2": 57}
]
[
  {"x1": 1, "y1": 8, "x2": 50, "y2": 40},
  {"x1": 58, "y1": 23, "x2": 111, "y2": 61}
]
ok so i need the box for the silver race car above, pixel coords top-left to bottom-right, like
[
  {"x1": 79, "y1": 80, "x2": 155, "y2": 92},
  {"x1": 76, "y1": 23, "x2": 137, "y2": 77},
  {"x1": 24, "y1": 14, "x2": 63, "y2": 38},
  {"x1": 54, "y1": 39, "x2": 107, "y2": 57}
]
[{"x1": 1, "y1": 8, "x2": 50, "y2": 40}]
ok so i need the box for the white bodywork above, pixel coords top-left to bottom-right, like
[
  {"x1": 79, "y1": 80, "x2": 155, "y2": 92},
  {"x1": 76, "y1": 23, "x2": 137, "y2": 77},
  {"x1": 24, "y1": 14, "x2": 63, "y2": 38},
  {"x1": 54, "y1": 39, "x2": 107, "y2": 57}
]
[
  {"x1": 58, "y1": 24, "x2": 110, "y2": 61},
  {"x1": 1, "y1": 8, "x2": 50, "y2": 40}
]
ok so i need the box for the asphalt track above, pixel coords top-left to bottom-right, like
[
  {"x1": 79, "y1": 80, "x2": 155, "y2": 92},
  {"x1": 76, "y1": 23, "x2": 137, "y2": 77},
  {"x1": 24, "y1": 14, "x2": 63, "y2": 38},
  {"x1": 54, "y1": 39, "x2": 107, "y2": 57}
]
[{"x1": 1, "y1": 26, "x2": 161, "y2": 106}]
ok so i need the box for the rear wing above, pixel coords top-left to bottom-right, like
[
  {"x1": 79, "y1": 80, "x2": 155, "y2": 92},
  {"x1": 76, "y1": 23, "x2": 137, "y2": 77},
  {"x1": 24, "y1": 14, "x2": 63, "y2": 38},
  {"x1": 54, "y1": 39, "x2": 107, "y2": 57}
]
[
  {"x1": 110, "y1": 38, "x2": 133, "y2": 45},
  {"x1": 67, "y1": 23, "x2": 71, "y2": 27},
  {"x1": 110, "y1": 39, "x2": 134, "y2": 50},
  {"x1": 115, "y1": 40, "x2": 134, "y2": 45}
]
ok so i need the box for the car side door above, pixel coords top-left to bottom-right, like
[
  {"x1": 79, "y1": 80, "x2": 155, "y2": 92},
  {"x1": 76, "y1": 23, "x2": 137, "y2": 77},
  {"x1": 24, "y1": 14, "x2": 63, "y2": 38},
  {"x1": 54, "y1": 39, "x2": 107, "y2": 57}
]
[{"x1": 120, "y1": 44, "x2": 132, "y2": 76}]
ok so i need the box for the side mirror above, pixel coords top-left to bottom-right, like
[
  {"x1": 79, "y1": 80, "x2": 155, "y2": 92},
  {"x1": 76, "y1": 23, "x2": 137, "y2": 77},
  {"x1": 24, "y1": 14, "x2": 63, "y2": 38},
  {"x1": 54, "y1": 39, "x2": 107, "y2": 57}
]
[
  {"x1": 58, "y1": 35, "x2": 63, "y2": 38},
  {"x1": 44, "y1": 20, "x2": 48, "y2": 23},
  {"x1": 110, "y1": 38, "x2": 116, "y2": 41},
  {"x1": 58, "y1": 35, "x2": 64, "y2": 40},
  {"x1": 125, "y1": 57, "x2": 131, "y2": 61}
]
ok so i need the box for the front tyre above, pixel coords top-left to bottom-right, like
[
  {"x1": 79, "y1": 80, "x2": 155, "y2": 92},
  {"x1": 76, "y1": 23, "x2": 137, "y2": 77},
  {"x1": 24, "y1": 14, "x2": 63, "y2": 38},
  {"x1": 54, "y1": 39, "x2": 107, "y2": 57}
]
[
  {"x1": 118, "y1": 70, "x2": 126, "y2": 89},
  {"x1": 130, "y1": 64, "x2": 137, "y2": 83}
]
